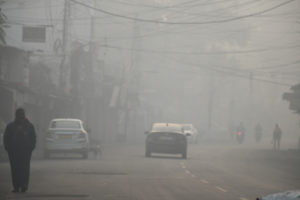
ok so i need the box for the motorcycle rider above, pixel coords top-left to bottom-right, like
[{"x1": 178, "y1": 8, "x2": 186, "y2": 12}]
[
  {"x1": 254, "y1": 123, "x2": 263, "y2": 142},
  {"x1": 236, "y1": 123, "x2": 246, "y2": 142},
  {"x1": 273, "y1": 124, "x2": 282, "y2": 150}
]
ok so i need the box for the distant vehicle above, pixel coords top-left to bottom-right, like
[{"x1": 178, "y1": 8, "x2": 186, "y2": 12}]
[
  {"x1": 145, "y1": 123, "x2": 190, "y2": 159},
  {"x1": 236, "y1": 123, "x2": 246, "y2": 144},
  {"x1": 236, "y1": 132, "x2": 245, "y2": 144},
  {"x1": 44, "y1": 119, "x2": 90, "y2": 159},
  {"x1": 181, "y1": 124, "x2": 199, "y2": 144}
]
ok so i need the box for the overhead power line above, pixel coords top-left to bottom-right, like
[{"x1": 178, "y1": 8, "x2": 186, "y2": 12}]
[
  {"x1": 70, "y1": 0, "x2": 294, "y2": 25},
  {"x1": 164, "y1": 55, "x2": 293, "y2": 87},
  {"x1": 97, "y1": 43, "x2": 300, "y2": 55}
]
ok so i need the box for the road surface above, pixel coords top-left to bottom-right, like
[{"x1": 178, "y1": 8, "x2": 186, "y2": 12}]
[{"x1": 1, "y1": 139, "x2": 299, "y2": 200}]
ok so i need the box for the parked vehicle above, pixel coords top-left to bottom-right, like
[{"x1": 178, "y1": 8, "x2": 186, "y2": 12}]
[
  {"x1": 145, "y1": 123, "x2": 190, "y2": 159},
  {"x1": 181, "y1": 124, "x2": 199, "y2": 144},
  {"x1": 44, "y1": 119, "x2": 90, "y2": 159}
]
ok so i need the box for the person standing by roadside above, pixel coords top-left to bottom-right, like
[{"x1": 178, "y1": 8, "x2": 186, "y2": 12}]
[
  {"x1": 3, "y1": 108, "x2": 36, "y2": 193},
  {"x1": 273, "y1": 124, "x2": 282, "y2": 150}
]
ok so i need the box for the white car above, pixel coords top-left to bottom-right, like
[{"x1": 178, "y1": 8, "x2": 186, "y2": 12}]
[
  {"x1": 181, "y1": 124, "x2": 199, "y2": 144},
  {"x1": 44, "y1": 119, "x2": 90, "y2": 159}
]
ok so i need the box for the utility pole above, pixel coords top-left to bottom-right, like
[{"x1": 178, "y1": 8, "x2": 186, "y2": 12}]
[
  {"x1": 123, "y1": 15, "x2": 141, "y2": 143},
  {"x1": 59, "y1": 0, "x2": 70, "y2": 90},
  {"x1": 207, "y1": 75, "x2": 215, "y2": 130},
  {"x1": 86, "y1": 0, "x2": 96, "y2": 134},
  {"x1": 180, "y1": 80, "x2": 184, "y2": 123},
  {"x1": 207, "y1": 44, "x2": 217, "y2": 131},
  {"x1": 229, "y1": 79, "x2": 235, "y2": 124}
]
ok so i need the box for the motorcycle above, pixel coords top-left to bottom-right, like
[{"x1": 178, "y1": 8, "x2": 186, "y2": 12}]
[
  {"x1": 254, "y1": 131, "x2": 262, "y2": 142},
  {"x1": 236, "y1": 132, "x2": 245, "y2": 144}
]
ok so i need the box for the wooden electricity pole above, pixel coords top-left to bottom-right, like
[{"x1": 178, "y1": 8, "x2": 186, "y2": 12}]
[{"x1": 59, "y1": 0, "x2": 70, "y2": 89}]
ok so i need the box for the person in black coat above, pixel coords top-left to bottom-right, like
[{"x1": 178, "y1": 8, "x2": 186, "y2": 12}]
[{"x1": 4, "y1": 108, "x2": 36, "y2": 193}]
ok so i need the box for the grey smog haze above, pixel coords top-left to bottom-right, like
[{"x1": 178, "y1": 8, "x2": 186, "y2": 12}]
[{"x1": 0, "y1": 0, "x2": 300, "y2": 200}]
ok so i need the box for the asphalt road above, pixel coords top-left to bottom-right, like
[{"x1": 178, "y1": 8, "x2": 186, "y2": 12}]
[{"x1": 1, "y1": 138, "x2": 299, "y2": 200}]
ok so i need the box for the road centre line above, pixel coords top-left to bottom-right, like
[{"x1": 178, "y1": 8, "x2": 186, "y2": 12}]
[
  {"x1": 240, "y1": 198, "x2": 248, "y2": 200},
  {"x1": 216, "y1": 187, "x2": 227, "y2": 193},
  {"x1": 201, "y1": 179, "x2": 209, "y2": 184},
  {"x1": 181, "y1": 162, "x2": 184, "y2": 165},
  {"x1": 185, "y1": 170, "x2": 190, "y2": 174},
  {"x1": 182, "y1": 166, "x2": 186, "y2": 169},
  {"x1": 191, "y1": 175, "x2": 196, "y2": 178}
]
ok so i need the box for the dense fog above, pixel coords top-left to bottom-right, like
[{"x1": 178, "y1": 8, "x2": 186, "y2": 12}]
[
  {"x1": 1, "y1": 1, "x2": 299, "y2": 143},
  {"x1": 0, "y1": 1, "x2": 300, "y2": 199}
]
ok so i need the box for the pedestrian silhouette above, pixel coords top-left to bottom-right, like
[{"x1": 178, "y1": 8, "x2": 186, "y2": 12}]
[
  {"x1": 273, "y1": 124, "x2": 282, "y2": 150},
  {"x1": 3, "y1": 108, "x2": 36, "y2": 193}
]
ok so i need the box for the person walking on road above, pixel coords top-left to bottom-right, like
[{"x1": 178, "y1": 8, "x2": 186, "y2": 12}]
[
  {"x1": 3, "y1": 108, "x2": 36, "y2": 193},
  {"x1": 254, "y1": 123, "x2": 263, "y2": 142},
  {"x1": 273, "y1": 124, "x2": 282, "y2": 150},
  {"x1": 255, "y1": 124, "x2": 263, "y2": 134}
]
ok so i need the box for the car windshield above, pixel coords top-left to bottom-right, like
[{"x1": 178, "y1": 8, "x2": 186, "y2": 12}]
[
  {"x1": 182, "y1": 125, "x2": 191, "y2": 130},
  {"x1": 51, "y1": 121, "x2": 81, "y2": 129},
  {"x1": 152, "y1": 125, "x2": 182, "y2": 132}
]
